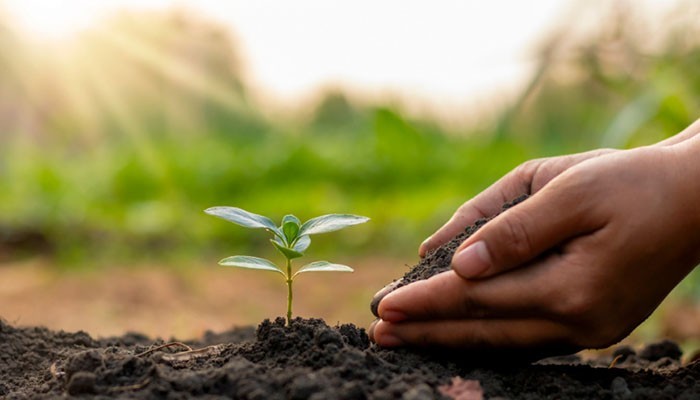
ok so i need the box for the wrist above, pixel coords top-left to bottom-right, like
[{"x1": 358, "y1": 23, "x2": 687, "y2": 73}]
[{"x1": 671, "y1": 139, "x2": 700, "y2": 263}]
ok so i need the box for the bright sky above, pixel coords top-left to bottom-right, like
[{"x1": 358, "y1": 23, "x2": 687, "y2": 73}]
[{"x1": 2, "y1": 0, "x2": 685, "y2": 122}]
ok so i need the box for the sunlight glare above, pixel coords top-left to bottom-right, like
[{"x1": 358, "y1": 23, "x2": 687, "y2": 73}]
[{"x1": 3, "y1": 0, "x2": 172, "y2": 40}]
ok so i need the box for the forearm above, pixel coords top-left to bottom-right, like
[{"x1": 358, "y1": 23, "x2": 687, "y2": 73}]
[
  {"x1": 671, "y1": 135, "x2": 700, "y2": 267},
  {"x1": 655, "y1": 118, "x2": 700, "y2": 147}
]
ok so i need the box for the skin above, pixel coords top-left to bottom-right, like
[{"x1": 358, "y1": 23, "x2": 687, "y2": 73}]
[{"x1": 370, "y1": 119, "x2": 700, "y2": 355}]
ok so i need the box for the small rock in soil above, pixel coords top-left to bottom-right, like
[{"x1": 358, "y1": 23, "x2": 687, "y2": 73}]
[
  {"x1": 610, "y1": 376, "x2": 631, "y2": 399},
  {"x1": 639, "y1": 339, "x2": 683, "y2": 361},
  {"x1": 66, "y1": 371, "x2": 97, "y2": 395}
]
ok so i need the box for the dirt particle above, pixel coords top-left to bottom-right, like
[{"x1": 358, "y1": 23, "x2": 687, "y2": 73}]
[
  {"x1": 640, "y1": 339, "x2": 683, "y2": 361},
  {"x1": 610, "y1": 376, "x2": 631, "y2": 398},
  {"x1": 65, "y1": 350, "x2": 104, "y2": 379},
  {"x1": 67, "y1": 371, "x2": 97, "y2": 395}
]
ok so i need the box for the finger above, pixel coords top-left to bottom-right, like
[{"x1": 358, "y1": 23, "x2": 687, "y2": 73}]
[
  {"x1": 370, "y1": 279, "x2": 402, "y2": 317},
  {"x1": 419, "y1": 174, "x2": 530, "y2": 257},
  {"x1": 371, "y1": 318, "x2": 574, "y2": 353},
  {"x1": 451, "y1": 179, "x2": 603, "y2": 279},
  {"x1": 656, "y1": 117, "x2": 700, "y2": 147},
  {"x1": 420, "y1": 149, "x2": 615, "y2": 258},
  {"x1": 377, "y1": 269, "x2": 550, "y2": 322},
  {"x1": 368, "y1": 319, "x2": 378, "y2": 342}
]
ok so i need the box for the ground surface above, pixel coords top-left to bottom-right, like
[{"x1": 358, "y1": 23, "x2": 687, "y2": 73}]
[
  {"x1": 0, "y1": 256, "x2": 400, "y2": 339},
  {"x1": 2, "y1": 317, "x2": 699, "y2": 399}
]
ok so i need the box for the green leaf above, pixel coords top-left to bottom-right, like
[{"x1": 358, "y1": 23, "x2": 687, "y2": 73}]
[
  {"x1": 219, "y1": 255, "x2": 286, "y2": 277},
  {"x1": 293, "y1": 235, "x2": 311, "y2": 253},
  {"x1": 271, "y1": 239, "x2": 304, "y2": 260},
  {"x1": 271, "y1": 235, "x2": 285, "y2": 247},
  {"x1": 282, "y1": 215, "x2": 301, "y2": 244},
  {"x1": 205, "y1": 207, "x2": 277, "y2": 231},
  {"x1": 282, "y1": 214, "x2": 301, "y2": 226},
  {"x1": 293, "y1": 261, "x2": 354, "y2": 277},
  {"x1": 299, "y1": 214, "x2": 370, "y2": 236}
]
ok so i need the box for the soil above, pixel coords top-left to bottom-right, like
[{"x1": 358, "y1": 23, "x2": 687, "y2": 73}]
[
  {"x1": 2, "y1": 317, "x2": 699, "y2": 399},
  {"x1": 3, "y1": 194, "x2": 699, "y2": 399}
]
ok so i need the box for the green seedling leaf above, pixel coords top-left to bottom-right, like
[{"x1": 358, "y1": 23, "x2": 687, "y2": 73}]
[
  {"x1": 282, "y1": 214, "x2": 301, "y2": 226},
  {"x1": 271, "y1": 235, "x2": 285, "y2": 246},
  {"x1": 293, "y1": 261, "x2": 354, "y2": 277},
  {"x1": 270, "y1": 239, "x2": 304, "y2": 260},
  {"x1": 293, "y1": 235, "x2": 311, "y2": 253},
  {"x1": 219, "y1": 255, "x2": 285, "y2": 277},
  {"x1": 282, "y1": 215, "x2": 301, "y2": 244},
  {"x1": 205, "y1": 207, "x2": 277, "y2": 231},
  {"x1": 299, "y1": 214, "x2": 370, "y2": 236}
]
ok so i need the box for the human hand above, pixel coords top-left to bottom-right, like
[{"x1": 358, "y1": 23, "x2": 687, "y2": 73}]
[
  {"x1": 370, "y1": 142, "x2": 700, "y2": 355},
  {"x1": 370, "y1": 148, "x2": 616, "y2": 314},
  {"x1": 417, "y1": 148, "x2": 616, "y2": 258}
]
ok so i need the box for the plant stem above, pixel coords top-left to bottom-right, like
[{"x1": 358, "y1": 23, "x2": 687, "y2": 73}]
[{"x1": 286, "y1": 258, "x2": 293, "y2": 326}]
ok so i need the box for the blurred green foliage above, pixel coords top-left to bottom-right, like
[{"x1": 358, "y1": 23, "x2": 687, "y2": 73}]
[{"x1": 0, "y1": 4, "x2": 698, "y2": 266}]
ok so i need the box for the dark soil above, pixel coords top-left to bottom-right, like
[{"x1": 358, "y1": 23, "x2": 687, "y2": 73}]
[
  {"x1": 3, "y1": 194, "x2": 699, "y2": 399},
  {"x1": 2, "y1": 317, "x2": 699, "y2": 399}
]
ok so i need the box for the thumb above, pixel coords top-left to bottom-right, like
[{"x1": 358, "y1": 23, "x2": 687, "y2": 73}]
[{"x1": 451, "y1": 186, "x2": 599, "y2": 279}]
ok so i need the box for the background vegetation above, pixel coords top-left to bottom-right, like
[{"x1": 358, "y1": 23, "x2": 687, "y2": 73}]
[
  {"x1": 0, "y1": 1, "x2": 699, "y2": 339},
  {"x1": 2, "y1": 4, "x2": 697, "y2": 263}
]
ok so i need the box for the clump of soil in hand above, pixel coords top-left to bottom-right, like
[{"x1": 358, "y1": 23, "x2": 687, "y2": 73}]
[
  {"x1": 2, "y1": 318, "x2": 700, "y2": 399},
  {"x1": 371, "y1": 194, "x2": 529, "y2": 315}
]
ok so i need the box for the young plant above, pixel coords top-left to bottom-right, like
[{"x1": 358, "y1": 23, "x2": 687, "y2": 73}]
[{"x1": 205, "y1": 206, "x2": 369, "y2": 326}]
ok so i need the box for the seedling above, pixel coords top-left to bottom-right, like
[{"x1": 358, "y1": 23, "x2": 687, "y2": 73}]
[{"x1": 205, "y1": 206, "x2": 369, "y2": 326}]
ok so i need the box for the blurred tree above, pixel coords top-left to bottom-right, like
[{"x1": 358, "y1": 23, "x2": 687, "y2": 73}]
[
  {"x1": 0, "y1": 1, "x2": 698, "y2": 263},
  {"x1": 311, "y1": 90, "x2": 369, "y2": 134},
  {"x1": 499, "y1": 1, "x2": 699, "y2": 153}
]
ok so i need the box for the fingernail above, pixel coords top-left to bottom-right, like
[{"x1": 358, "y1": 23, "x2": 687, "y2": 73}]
[
  {"x1": 380, "y1": 310, "x2": 407, "y2": 323},
  {"x1": 419, "y1": 236, "x2": 432, "y2": 256},
  {"x1": 420, "y1": 236, "x2": 432, "y2": 248},
  {"x1": 370, "y1": 280, "x2": 401, "y2": 317},
  {"x1": 452, "y1": 240, "x2": 491, "y2": 278},
  {"x1": 377, "y1": 332, "x2": 404, "y2": 347},
  {"x1": 372, "y1": 280, "x2": 401, "y2": 299},
  {"x1": 368, "y1": 319, "x2": 378, "y2": 341}
]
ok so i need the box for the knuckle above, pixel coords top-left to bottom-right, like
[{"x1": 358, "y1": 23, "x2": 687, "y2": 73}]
[
  {"x1": 556, "y1": 166, "x2": 597, "y2": 197},
  {"x1": 551, "y1": 277, "x2": 600, "y2": 320},
  {"x1": 458, "y1": 287, "x2": 488, "y2": 318},
  {"x1": 512, "y1": 158, "x2": 548, "y2": 187},
  {"x1": 555, "y1": 290, "x2": 595, "y2": 320},
  {"x1": 513, "y1": 159, "x2": 539, "y2": 181},
  {"x1": 454, "y1": 203, "x2": 475, "y2": 221},
  {"x1": 498, "y1": 210, "x2": 535, "y2": 263},
  {"x1": 418, "y1": 331, "x2": 432, "y2": 347},
  {"x1": 420, "y1": 278, "x2": 451, "y2": 316}
]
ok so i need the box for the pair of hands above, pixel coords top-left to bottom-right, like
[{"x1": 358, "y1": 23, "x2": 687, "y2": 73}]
[{"x1": 370, "y1": 121, "x2": 700, "y2": 355}]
